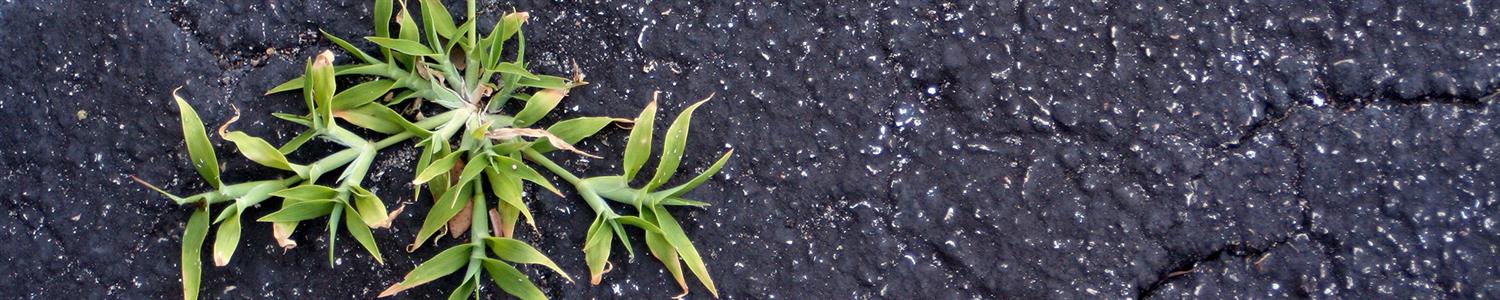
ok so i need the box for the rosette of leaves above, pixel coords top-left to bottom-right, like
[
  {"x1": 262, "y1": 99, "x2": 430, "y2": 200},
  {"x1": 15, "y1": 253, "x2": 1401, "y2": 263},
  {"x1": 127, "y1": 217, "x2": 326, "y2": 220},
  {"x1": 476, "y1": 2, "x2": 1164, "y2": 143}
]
[
  {"x1": 250, "y1": 50, "x2": 432, "y2": 266},
  {"x1": 267, "y1": 0, "x2": 590, "y2": 298},
  {"x1": 520, "y1": 93, "x2": 732, "y2": 298},
  {"x1": 136, "y1": 52, "x2": 453, "y2": 299}
]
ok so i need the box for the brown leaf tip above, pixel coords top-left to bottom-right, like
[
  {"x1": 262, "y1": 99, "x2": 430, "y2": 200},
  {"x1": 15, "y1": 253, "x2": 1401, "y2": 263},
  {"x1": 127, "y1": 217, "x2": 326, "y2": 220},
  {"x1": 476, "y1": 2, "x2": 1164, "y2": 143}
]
[{"x1": 313, "y1": 50, "x2": 335, "y2": 68}]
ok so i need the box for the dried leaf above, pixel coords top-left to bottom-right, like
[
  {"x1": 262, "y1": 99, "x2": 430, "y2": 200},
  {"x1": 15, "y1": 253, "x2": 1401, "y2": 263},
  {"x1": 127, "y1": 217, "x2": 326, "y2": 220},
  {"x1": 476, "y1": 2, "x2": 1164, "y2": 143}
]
[
  {"x1": 445, "y1": 200, "x2": 472, "y2": 238},
  {"x1": 486, "y1": 127, "x2": 598, "y2": 158}
]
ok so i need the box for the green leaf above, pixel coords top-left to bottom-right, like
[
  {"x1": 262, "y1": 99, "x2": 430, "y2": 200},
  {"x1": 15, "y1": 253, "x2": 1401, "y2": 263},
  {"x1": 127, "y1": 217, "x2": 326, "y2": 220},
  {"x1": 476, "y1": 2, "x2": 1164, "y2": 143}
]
[
  {"x1": 172, "y1": 89, "x2": 220, "y2": 189},
  {"x1": 337, "y1": 103, "x2": 431, "y2": 137},
  {"x1": 272, "y1": 185, "x2": 338, "y2": 201},
  {"x1": 323, "y1": 30, "x2": 379, "y2": 64},
  {"x1": 661, "y1": 197, "x2": 711, "y2": 207},
  {"x1": 640, "y1": 208, "x2": 688, "y2": 296},
  {"x1": 516, "y1": 75, "x2": 569, "y2": 89},
  {"x1": 211, "y1": 210, "x2": 242, "y2": 267},
  {"x1": 309, "y1": 51, "x2": 338, "y2": 129},
  {"x1": 582, "y1": 214, "x2": 614, "y2": 285},
  {"x1": 271, "y1": 112, "x2": 311, "y2": 127},
  {"x1": 647, "y1": 98, "x2": 710, "y2": 191},
  {"x1": 257, "y1": 200, "x2": 338, "y2": 222},
  {"x1": 480, "y1": 258, "x2": 547, "y2": 300},
  {"x1": 483, "y1": 237, "x2": 569, "y2": 279},
  {"x1": 446, "y1": 277, "x2": 477, "y2": 300},
  {"x1": 414, "y1": 151, "x2": 461, "y2": 184},
  {"x1": 411, "y1": 184, "x2": 472, "y2": 250},
  {"x1": 337, "y1": 105, "x2": 403, "y2": 134},
  {"x1": 342, "y1": 205, "x2": 384, "y2": 264},
  {"x1": 278, "y1": 129, "x2": 317, "y2": 154},
  {"x1": 420, "y1": 0, "x2": 457, "y2": 39},
  {"x1": 378, "y1": 244, "x2": 476, "y2": 297},
  {"x1": 484, "y1": 166, "x2": 532, "y2": 230},
  {"x1": 511, "y1": 89, "x2": 567, "y2": 127},
  {"x1": 661, "y1": 149, "x2": 734, "y2": 197},
  {"x1": 130, "y1": 176, "x2": 195, "y2": 205},
  {"x1": 490, "y1": 155, "x2": 560, "y2": 196},
  {"x1": 652, "y1": 205, "x2": 717, "y2": 297},
  {"x1": 622, "y1": 100, "x2": 657, "y2": 180},
  {"x1": 366, "y1": 37, "x2": 436, "y2": 56},
  {"x1": 265, "y1": 64, "x2": 390, "y2": 95},
  {"x1": 181, "y1": 205, "x2": 209, "y2": 300},
  {"x1": 222, "y1": 131, "x2": 303, "y2": 173},
  {"x1": 332, "y1": 79, "x2": 396, "y2": 110},
  {"x1": 612, "y1": 216, "x2": 663, "y2": 233},
  {"x1": 374, "y1": 0, "x2": 393, "y2": 39},
  {"x1": 492, "y1": 62, "x2": 539, "y2": 80},
  {"x1": 533, "y1": 117, "x2": 622, "y2": 153},
  {"x1": 350, "y1": 185, "x2": 390, "y2": 227}
]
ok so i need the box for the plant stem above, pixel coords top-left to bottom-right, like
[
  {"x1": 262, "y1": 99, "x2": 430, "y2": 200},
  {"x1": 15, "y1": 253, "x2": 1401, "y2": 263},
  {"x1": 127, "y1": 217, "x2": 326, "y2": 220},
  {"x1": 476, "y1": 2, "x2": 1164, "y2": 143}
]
[{"x1": 520, "y1": 149, "x2": 616, "y2": 217}]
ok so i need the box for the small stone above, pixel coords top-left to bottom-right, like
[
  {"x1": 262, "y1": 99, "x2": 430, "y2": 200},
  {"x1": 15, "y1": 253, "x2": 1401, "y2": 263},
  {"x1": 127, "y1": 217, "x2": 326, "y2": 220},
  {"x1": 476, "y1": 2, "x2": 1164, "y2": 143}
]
[{"x1": 76, "y1": 110, "x2": 87, "y2": 120}]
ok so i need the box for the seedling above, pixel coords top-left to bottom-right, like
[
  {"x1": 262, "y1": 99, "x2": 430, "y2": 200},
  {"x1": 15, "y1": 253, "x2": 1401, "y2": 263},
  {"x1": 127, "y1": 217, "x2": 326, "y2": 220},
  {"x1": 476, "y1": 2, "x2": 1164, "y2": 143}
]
[{"x1": 137, "y1": 0, "x2": 734, "y2": 299}]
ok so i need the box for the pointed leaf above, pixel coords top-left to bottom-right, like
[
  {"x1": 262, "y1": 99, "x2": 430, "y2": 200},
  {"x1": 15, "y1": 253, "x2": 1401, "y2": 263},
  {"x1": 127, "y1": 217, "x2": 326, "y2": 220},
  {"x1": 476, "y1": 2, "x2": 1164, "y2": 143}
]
[
  {"x1": 480, "y1": 258, "x2": 547, "y2": 300},
  {"x1": 351, "y1": 185, "x2": 391, "y2": 228},
  {"x1": 485, "y1": 166, "x2": 532, "y2": 230},
  {"x1": 172, "y1": 88, "x2": 220, "y2": 189},
  {"x1": 278, "y1": 129, "x2": 318, "y2": 154},
  {"x1": 414, "y1": 151, "x2": 461, "y2": 185},
  {"x1": 612, "y1": 216, "x2": 662, "y2": 233},
  {"x1": 323, "y1": 30, "x2": 379, "y2": 64},
  {"x1": 640, "y1": 208, "x2": 688, "y2": 297},
  {"x1": 490, "y1": 155, "x2": 559, "y2": 196},
  {"x1": 272, "y1": 185, "x2": 338, "y2": 201},
  {"x1": 332, "y1": 79, "x2": 396, "y2": 110},
  {"x1": 378, "y1": 244, "x2": 476, "y2": 297},
  {"x1": 211, "y1": 211, "x2": 242, "y2": 267},
  {"x1": 583, "y1": 214, "x2": 614, "y2": 285},
  {"x1": 652, "y1": 205, "x2": 717, "y2": 297},
  {"x1": 366, "y1": 37, "x2": 436, "y2": 56},
  {"x1": 181, "y1": 205, "x2": 209, "y2": 300},
  {"x1": 492, "y1": 62, "x2": 539, "y2": 80},
  {"x1": 533, "y1": 117, "x2": 625, "y2": 154},
  {"x1": 374, "y1": 0, "x2": 393, "y2": 39},
  {"x1": 663, "y1": 149, "x2": 734, "y2": 197},
  {"x1": 516, "y1": 75, "x2": 568, "y2": 89},
  {"x1": 222, "y1": 131, "x2": 303, "y2": 173},
  {"x1": 446, "y1": 278, "x2": 476, "y2": 300},
  {"x1": 411, "y1": 184, "x2": 471, "y2": 251},
  {"x1": 511, "y1": 89, "x2": 567, "y2": 127},
  {"x1": 257, "y1": 200, "x2": 338, "y2": 222},
  {"x1": 622, "y1": 100, "x2": 657, "y2": 180},
  {"x1": 343, "y1": 205, "x2": 385, "y2": 264},
  {"x1": 647, "y1": 98, "x2": 710, "y2": 191},
  {"x1": 420, "y1": 0, "x2": 457, "y2": 39},
  {"x1": 483, "y1": 237, "x2": 569, "y2": 279}
]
